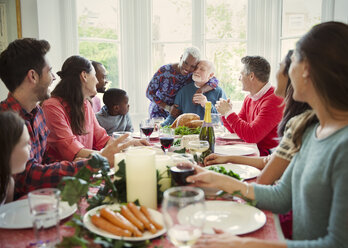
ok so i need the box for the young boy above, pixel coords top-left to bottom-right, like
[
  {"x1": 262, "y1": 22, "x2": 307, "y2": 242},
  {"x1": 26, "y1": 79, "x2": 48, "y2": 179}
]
[{"x1": 96, "y1": 88, "x2": 134, "y2": 136}]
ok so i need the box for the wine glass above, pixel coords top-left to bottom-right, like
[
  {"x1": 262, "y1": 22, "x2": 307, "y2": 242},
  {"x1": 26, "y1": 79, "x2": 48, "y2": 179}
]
[
  {"x1": 162, "y1": 186, "x2": 205, "y2": 248},
  {"x1": 140, "y1": 118, "x2": 155, "y2": 142},
  {"x1": 211, "y1": 113, "x2": 224, "y2": 135},
  {"x1": 159, "y1": 126, "x2": 174, "y2": 155},
  {"x1": 187, "y1": 140, "x2": 209, "y2": 165},
  {"x1": 153, "y1": 117, "x2": 165, "y2": 131},
  {"x1": 171, "y1": 154, "x2": 195, "y2": 186}
]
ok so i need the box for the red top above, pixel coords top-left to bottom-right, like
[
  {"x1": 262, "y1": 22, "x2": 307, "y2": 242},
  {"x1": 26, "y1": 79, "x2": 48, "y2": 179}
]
[
  {"x1": 222, "y1": 87, "x2": 284, "y2": 156},
  {"x1": 42, "y1": 97, "x2": 110, "y2": 161}
]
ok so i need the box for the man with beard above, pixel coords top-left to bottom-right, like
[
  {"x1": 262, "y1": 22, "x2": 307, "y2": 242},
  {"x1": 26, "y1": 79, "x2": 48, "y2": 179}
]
[
  {"x1": 0, "y1": 38, "x2": 128, "y2": 198},
  {"x1": 91, "y1": 61, "x2": 108, "y2": 113},
  {"x1": 162, "y1": 60, "x2": 226, "y2": 126}
]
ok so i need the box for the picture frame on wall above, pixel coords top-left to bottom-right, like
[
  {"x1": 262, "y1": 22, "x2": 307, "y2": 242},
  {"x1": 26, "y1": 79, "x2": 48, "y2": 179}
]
[{"x1": 0, "y1": 3, "x2": 8, "y2": 52}]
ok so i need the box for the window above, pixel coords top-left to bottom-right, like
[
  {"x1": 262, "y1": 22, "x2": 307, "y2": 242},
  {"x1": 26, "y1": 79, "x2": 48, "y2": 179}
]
[
  {"x1": 151, "y1": 0, "x2": 248, "y2": 101},
  {"x1": 205, "y1": 0, "x2": 247, "y2": 100},
  {"x1": 280, "y1": 0, "x2": 322, "y2": 58},
  {"x1": 76, "y1": 0, "x2": 120, "y2": 88},
  {"x1": 152, "y1": 0, "x2": 192, "y2": 72}
]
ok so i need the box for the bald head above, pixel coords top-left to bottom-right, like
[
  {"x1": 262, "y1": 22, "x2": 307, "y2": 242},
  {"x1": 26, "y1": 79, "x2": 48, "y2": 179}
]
[{"x1": 192, "y1": 60, "x2": 215, "y2": 87}]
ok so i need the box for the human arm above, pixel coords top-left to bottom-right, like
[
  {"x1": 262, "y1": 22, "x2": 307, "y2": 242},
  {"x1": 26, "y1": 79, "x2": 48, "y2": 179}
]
[
  {"x1": 204, "y1": 153, "x2": 266, "y2": 170},
  {"x1": 186, "y1": 164, "x2": 255, "y2": 200},
  {"x1": 256, "y1": 154, "x2": 290, "y2": 185},
  {"x1": 146, "y1": 66, "x2": 171, "y2": 110},
  {"x1": 223, "y1": 97, "x2": 283, "y2": 143},
  {"x1": 125, "y1": 113, "x2": 134, "y2": 132}
]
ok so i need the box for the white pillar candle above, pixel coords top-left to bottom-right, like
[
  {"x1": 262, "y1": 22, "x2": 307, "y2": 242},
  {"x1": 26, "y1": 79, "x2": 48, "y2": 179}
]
[
  {"x1": 125, "y1": 148, "x2": 157, "y2": 209},
  {"x1": 155, "y1": 155, "x2": 174, "y2": 192}
]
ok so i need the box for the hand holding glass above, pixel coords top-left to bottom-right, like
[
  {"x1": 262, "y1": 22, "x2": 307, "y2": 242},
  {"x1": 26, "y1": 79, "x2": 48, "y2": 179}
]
[{"x1": 162, "y1": 187, "x2": 205, "y2": 248}]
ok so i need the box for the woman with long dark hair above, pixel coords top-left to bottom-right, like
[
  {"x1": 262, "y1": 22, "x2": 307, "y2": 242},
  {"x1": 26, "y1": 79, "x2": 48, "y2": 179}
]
[
  {"x1": 0, "y1": 111, "x2": 30, "y2": 204},
  {"x1": 42, "y1": 55, "x2": 147, "y2": 165},
  {"x1": 190, "y1": 21, "x2": 348, "y2": 247}
]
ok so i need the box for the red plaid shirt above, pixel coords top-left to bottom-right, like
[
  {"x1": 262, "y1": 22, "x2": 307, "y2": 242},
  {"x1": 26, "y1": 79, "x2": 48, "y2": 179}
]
[{"x1": 0, "y1": 94, "x2": 88, "y2": 198}]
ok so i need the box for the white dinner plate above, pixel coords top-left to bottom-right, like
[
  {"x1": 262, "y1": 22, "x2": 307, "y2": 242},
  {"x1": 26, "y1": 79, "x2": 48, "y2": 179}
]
[
  {"x1": 83, "y1": 204, "x2": 166, "y2": 241},
  {"x1": 215, "y1": 144, "x2": 256, "y2": 156},
  {"x1": 218, "y1": 133, "x2": 240, "y2": 140},
  {"x1": 132, "y1": 131, "x2": 159, "y2": 139},
  {"x1": 205, "y1": 163, "x2": 261, "y2": 180},
  {"x1": 178, "y1": 201, "x2": 266, "y2": 235},
  {"x1": 0, "y1": 199, "x2": 77, "y2": 229}
]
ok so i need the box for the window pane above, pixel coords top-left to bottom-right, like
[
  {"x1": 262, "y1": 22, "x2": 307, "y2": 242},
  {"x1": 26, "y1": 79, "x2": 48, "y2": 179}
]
[
  {"x1": 205, "y1": 0, "x2": 247, "y2": 40},
  {"x1": 281, "y1": 0, "x2": 321, "y2": 37},
  {"x1": 77, "y1": 0, "x2": 119, "y2": 40},
  {"x1": 281, "y1": 38, "x2": 297, "y2": 59},
  {"x1": 152, "y1": 43, "x2": 191, "y2": 73},
  {"x1": 206, "y1": 42, "x2": 246, "y2": 101},
  {"x1": 76, "y1": 0, "x2": 120, "y2": 88},
  {"x1": 79, "y1": 41, "x2": 120, "y2": 88},
  {"x1": 152, "y1": 0, "x2": 192, "y2": 42}
]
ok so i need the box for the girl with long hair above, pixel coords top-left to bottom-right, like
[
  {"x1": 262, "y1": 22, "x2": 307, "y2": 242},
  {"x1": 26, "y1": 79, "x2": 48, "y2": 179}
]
[{"x1": 0, "y1": 111, "x2": 30, "y2": 204}]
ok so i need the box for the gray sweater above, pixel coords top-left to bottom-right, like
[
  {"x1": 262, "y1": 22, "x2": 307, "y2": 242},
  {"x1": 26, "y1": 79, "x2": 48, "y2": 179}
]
[
  {"x1": 96, "y1": 105, "x2": 134, "y2": 136},
  {"x1": 254, "y1": 123, "x2": 348, "y2": 248}
]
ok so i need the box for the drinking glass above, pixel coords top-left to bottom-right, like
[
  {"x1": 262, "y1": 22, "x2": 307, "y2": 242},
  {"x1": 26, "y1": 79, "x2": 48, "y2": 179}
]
[
  {"x1": 159, "y1": 126, "x2": 175, "y2": 155},
  {"x1": 170, "y1": 154, "x2": 195, "y2": 186},
  {"x1": 211, "y1": 113, "x2": 224, "y2": 135},
  {"x1": 187, "y1": 140, "x2": 209, "y2": 164},
  {"x1": 153, "y1": 117, "x2": 165, "y2": 131},
  {"x1": 140, "y1": 118, "x2": 155, "y2": 142},
  {"x1": 162, "y1": 186, "x2": 205, "y2": 248},
  {"x1": 28, "y1": 188, "x2": 61, "y2": 248}
]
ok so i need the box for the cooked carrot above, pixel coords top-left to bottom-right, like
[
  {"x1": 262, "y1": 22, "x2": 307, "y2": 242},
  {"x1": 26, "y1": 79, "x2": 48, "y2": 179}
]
[
  {"x1": 120, "y1": 205, "x2": 145, "y2": 232},
  {"x1": 127, "y1": 202, "x2": 157, "y2": 234},
  {"x1": 140, "y1": 205, "x2": 163, "y2": 230},
  {"x1": 100, "y1": 208, "x2": 142, "y2": 237},
  {"x1": 91, "y1": 215, "x2": 132, "y2": 237}
]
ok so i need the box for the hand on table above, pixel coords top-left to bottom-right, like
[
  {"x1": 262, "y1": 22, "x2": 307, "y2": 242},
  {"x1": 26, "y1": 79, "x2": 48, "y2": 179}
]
[
  {"x1": 127, "y1": 138, "x2": 151, "y2": 147},
  {"x1": 193, "y1": 93, "x2": 207, "y2": 108},
  {"x1": 216, "y1": 98, "x2": 233, "y2": 115},
  {"x1": 204, "y1": 153, "x2": 230, "y2": 166}
]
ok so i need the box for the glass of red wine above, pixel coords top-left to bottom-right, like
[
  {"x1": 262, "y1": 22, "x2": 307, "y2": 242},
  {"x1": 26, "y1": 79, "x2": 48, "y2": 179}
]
[
  {"x1": 140, "y1": 118, "x2": 155, "y2": 142},
  {"x1": 159, "y1": 126, "x2": 174, "y2": 155}
]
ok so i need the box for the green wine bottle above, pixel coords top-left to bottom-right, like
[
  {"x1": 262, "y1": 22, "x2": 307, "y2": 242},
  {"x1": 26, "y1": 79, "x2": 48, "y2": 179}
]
[{"x1": 199, "y1": 101, "x2": 215, "y2": 157}]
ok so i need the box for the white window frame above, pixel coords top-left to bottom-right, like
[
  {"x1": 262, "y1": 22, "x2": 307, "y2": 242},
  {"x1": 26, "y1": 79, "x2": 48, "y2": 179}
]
[{"x1": 63, "y1": 0, "x2": 335, "y2": 125}]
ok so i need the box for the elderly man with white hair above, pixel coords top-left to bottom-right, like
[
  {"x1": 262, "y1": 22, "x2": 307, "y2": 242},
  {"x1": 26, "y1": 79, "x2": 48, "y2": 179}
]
[
  {"x1": 146, "y1": 47, "x2": 219, "y2": 118},
  {"x1": 162, "y1": 60, "x2": 226, "y2": 126}
]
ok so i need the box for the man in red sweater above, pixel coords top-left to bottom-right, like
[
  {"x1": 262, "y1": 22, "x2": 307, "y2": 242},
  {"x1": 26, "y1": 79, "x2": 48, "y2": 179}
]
[{"x1": 216, "y1": 56, "x2": 284, "y2": 156}]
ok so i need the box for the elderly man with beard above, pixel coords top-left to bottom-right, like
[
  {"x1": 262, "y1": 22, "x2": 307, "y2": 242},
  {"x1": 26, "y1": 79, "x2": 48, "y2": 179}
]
[{"x1": 162, "y1": 60, "x2": 226, "y2": 126}]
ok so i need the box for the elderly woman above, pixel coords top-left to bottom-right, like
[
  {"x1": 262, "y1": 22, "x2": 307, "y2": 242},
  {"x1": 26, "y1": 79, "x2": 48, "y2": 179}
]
[
  {"x1": 42, "y1": 55, "x2": 147, "y2": 165},
  {"x1": 189, "y1": 21, "x2": 348, "y2": 248},
  {"x1": 146, "y1": 46, "x2": 219, "y2": 118}
]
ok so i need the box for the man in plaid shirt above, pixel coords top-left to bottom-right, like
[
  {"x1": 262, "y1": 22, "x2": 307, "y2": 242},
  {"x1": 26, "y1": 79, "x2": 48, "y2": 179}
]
[{"x1": 0, "y1": 38, "x2": 127, "y2": 199}]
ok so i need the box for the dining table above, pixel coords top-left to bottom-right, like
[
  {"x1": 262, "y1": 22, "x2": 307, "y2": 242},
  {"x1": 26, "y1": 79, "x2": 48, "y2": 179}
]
[{"x1": 0, "y1": 134, "x2": 285, "y2": 248}]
